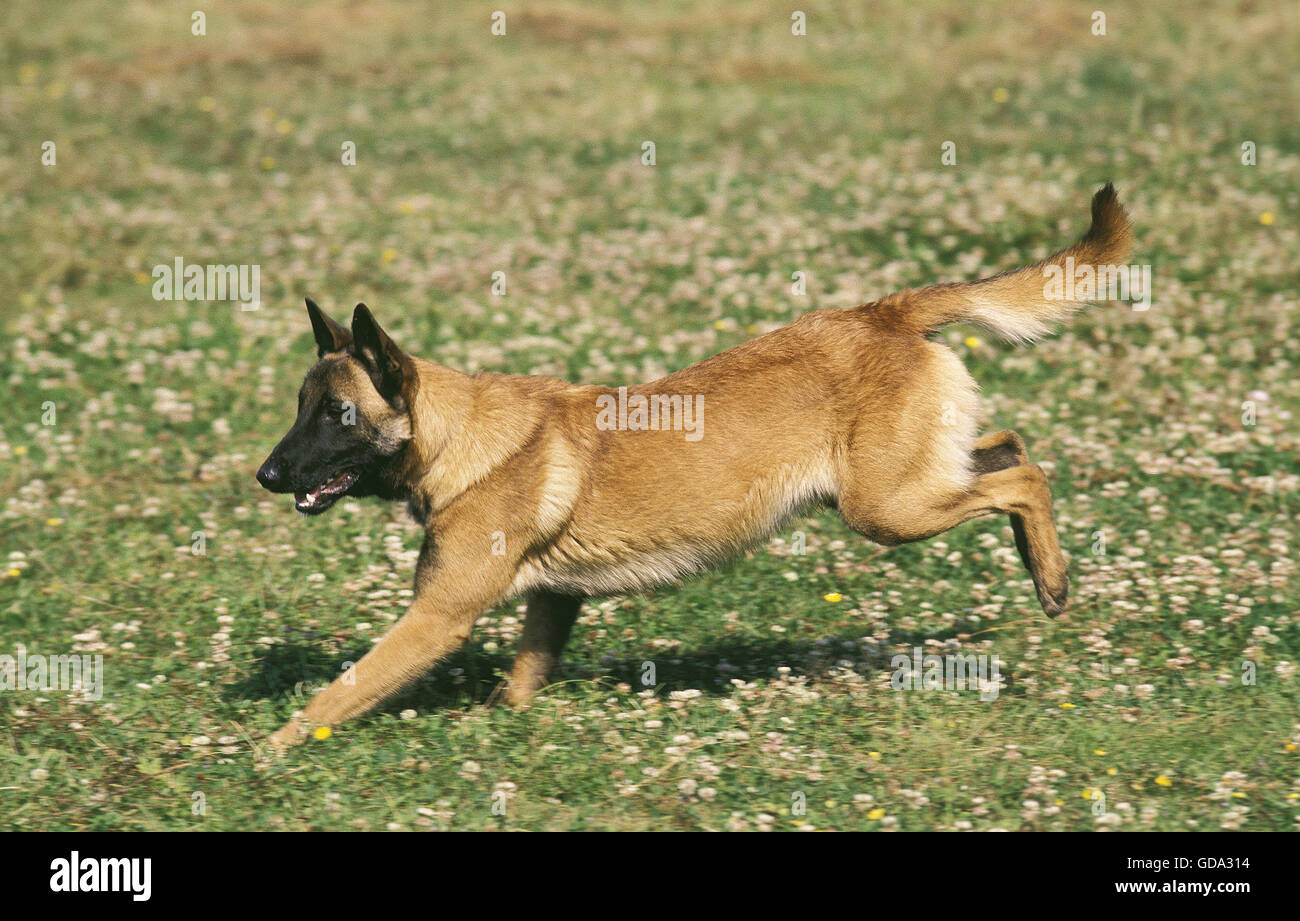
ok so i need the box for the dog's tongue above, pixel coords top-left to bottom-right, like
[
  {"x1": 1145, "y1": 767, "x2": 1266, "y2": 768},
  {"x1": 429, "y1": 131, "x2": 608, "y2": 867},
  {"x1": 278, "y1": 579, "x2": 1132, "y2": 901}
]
[{"x1": 294, "y1": 471, "x2": 358, "y2": 511}]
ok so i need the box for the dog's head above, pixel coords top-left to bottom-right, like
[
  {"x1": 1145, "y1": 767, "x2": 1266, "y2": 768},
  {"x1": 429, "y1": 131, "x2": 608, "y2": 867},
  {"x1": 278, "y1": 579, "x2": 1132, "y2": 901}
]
[{"x1": 256, "y1": 299, "x2": 416, "y2": 515}]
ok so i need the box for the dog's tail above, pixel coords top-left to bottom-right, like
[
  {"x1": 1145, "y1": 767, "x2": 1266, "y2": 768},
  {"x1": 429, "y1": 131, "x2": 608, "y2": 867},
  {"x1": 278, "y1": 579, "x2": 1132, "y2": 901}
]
[{"x1": 878, "y1": 183, "x2": 1134, "y2": 342}]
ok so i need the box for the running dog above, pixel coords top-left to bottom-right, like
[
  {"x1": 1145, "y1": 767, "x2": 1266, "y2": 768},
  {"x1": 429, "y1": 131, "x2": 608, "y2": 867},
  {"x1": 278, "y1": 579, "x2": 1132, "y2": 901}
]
[{"x1": 256, "y1": 184, "x2": 1133, "y2": 749}]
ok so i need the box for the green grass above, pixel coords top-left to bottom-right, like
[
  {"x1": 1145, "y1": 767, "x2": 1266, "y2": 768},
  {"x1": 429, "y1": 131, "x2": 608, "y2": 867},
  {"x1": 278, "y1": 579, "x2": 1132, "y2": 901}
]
[{"x1": 1, "y1": 0, "x2": 1297, "y2": 831}]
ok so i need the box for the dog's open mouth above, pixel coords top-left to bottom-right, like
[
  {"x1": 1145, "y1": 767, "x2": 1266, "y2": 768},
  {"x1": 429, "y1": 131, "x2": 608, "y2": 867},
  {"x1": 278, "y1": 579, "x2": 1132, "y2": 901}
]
[{"x1": 294, "y1": 471, "x2": 359, "y2": 515}]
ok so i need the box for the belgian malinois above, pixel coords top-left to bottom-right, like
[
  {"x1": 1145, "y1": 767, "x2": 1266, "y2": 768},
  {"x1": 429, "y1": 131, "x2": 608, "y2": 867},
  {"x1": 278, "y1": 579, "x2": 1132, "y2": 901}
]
[{"x1": 257, "y1": 184, "x2": 1132, "y2": 750}]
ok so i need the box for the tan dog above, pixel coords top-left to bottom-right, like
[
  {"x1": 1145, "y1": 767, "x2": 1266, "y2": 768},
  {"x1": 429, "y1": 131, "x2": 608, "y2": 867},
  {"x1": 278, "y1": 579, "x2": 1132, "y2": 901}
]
[{"x1": 257, "y1": 184, "x2": 1132, "y2": 749}]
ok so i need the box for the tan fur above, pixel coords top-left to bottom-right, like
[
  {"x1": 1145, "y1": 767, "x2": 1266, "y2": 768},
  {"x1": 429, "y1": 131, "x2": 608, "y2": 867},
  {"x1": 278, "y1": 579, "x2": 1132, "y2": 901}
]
[
  {"x1": 309, "y1": 357, "x2": 413, "y2": 451},
  {"x1": 265, "y1": 185, "x2": 1132, "y2": 752}
]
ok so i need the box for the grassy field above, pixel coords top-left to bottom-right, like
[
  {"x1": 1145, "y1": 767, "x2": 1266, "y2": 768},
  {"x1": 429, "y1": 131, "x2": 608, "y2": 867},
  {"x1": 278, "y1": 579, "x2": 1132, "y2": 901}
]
[{"x1": 1, "y1": 0, "x2": 1297, "y2": 831}]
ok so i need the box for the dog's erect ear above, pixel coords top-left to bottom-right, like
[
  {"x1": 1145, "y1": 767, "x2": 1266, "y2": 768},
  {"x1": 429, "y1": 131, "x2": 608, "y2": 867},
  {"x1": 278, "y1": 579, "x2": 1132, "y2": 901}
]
[
  {"x1": 351, "y1": 303, "x2": 411, "y2": 408},
  {"x1": 306, "y1": 298, "x2": 352, "y2": 357}
]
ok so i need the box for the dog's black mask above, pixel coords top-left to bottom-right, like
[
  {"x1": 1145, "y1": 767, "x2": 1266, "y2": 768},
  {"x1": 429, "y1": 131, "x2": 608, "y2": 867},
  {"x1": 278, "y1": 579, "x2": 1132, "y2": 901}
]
[{"x1": 256, "y1": 299, "x2": 414, "y2": 516}]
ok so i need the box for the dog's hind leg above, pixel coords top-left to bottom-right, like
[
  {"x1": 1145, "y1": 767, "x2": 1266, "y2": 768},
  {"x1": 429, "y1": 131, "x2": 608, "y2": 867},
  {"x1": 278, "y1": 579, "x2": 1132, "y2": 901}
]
[
  {"x1": 505, "y1": 591, "x2": 583, "y2": 706},
  {"x1": 971, "y1": 429, "x2": 1037, "y2": 577},
  {"x1": 841, "y1": 462, "x2": 1069, "y2": 617},
  {"x1": 972, "y1": 429, "x2": 1028, "y2": 474}
]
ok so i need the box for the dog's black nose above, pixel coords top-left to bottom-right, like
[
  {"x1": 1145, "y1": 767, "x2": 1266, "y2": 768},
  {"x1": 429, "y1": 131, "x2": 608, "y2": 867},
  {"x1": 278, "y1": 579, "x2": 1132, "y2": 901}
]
[{"x1": 256, "y1": 459, "x2": 282, "y2": 491}]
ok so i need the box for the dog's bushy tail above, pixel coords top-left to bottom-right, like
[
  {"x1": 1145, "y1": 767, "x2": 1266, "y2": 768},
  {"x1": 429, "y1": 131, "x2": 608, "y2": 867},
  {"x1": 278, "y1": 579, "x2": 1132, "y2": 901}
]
[{"x1": 879, "y1": 183, "x2": 1134, "y2": 342}]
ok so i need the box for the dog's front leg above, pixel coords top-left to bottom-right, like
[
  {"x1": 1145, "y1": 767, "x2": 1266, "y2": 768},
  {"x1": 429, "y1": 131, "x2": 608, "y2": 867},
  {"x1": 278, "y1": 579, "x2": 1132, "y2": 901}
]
[{"x1": 267, "y1": 526, "x2": 519, "y2": 752}]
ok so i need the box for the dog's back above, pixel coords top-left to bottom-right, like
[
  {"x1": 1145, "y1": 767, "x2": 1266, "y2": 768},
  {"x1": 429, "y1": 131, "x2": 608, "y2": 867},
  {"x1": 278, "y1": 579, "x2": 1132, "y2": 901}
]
[{"x1": 506, "y1": 185, "x2": 1132, "y2": 605}]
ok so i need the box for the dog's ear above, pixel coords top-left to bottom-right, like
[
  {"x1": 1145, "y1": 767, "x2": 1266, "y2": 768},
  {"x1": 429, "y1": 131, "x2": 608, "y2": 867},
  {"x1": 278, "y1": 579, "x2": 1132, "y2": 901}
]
[
  {"x1": 351, "y1": 303, "x2": 411, "y2": 408},
  {"x1": 306, "y1": 298, "x2": 352, "y2": 357}
]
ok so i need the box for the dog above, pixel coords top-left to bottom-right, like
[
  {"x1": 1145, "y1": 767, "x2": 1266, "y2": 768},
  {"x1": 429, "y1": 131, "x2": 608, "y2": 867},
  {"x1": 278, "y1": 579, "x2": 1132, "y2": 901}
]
[{"x1": 257, "y1": 184, "x2": 1132, "y2": 750}]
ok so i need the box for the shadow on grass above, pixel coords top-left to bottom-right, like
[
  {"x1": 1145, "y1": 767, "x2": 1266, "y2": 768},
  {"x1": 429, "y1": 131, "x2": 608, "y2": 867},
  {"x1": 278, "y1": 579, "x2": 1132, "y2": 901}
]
[
  {"x1": 223, "y1": 641, "x2": 504, "y2": 712},
  {"x1": 226, "y1": 619, "x2": 1021, "y2": 721}
]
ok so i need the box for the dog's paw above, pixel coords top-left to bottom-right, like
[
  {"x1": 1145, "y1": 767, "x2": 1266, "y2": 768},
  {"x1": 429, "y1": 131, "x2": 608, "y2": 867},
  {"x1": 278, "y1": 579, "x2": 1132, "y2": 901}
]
[
  {"x1": 1037, "y1": 576, "x2": 1069, "y2": 618},
  {"x1": 263, "y1": 718, "x2": 311, "y2": 756},
  {"x1": 504, "y1": 684, "x2": 541, "y2": 709}
]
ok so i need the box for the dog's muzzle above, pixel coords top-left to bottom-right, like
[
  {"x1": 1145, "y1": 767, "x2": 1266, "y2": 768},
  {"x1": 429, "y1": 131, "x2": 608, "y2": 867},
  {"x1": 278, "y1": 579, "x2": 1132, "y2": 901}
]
[{"x1": 256, "y1": 457, "x2": 288, "y2": 493}]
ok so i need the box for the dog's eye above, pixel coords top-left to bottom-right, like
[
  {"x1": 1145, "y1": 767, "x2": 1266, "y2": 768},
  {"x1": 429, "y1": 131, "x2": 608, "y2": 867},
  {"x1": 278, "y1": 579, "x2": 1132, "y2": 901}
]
[{"x1": 321, "y1": 401, "x2": 351, "y2": 424}]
